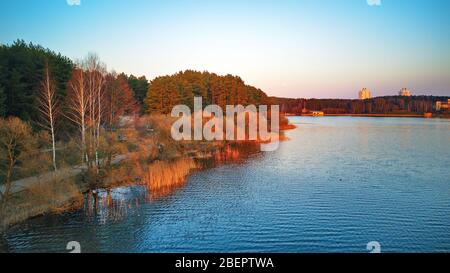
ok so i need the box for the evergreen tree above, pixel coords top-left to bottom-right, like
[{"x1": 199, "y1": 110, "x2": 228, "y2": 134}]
[
  {"x1": 0, "y1": 85, "x2": 5, "y2": 117},
  {"x1": 5, "y1": 69, "x2": 28, "y2": 118},
  {"x1": 125, "y1": 74, "x2": 149, "y2": 111},
  {"x1": 144, "y1": 70, "x2": 269, "y2": 114},
  {"x1": 0, "y1": 40, "x2": 73, "y2": 122}
]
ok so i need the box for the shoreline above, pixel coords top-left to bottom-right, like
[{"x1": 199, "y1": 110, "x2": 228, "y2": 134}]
[
  {"x1": 0, "y1": 140, "x2": 267, "y2": 235},
  {"x1": 322, "y1": 113, "x2": 422, "y2": 117},
  {"x1": 286, "y1": 113, "x2": 450, "y2": 118}
]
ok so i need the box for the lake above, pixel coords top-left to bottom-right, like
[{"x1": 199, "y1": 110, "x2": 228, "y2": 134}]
[{"x1": 3, "y1": 117, "x2": 450, "y2": 253}]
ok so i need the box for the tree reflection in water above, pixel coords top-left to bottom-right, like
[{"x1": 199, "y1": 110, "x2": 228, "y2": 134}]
[{"x1": 83, "y1": 143, "x2": 261, "y2": 223}]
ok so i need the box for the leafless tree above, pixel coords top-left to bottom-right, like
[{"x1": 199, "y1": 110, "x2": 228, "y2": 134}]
[
  {"x1": 66, "y1": 54, "x2": 107, "y2": 169},
  {"x1": 36, "y1": 62, "x2": 59, "y2": 171},
  {"x1": 66, "y1": 67, "x2": 89, "y2": 164},
  {"x1": 83, "y1": 53, "x2": 106, "y2": 168}
]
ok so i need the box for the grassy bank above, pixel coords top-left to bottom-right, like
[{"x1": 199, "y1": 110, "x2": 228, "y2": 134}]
[
  {"x1": 0, "y1": 172, "x2": 84, "y2": 232},
  {"x1": 0, "y1": 142, "x2": 232, "y2": 233}
]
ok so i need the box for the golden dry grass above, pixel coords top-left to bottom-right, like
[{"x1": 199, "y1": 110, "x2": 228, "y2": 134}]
[
  {"x1": 0, "y1": 171, "x2": 83, "y2": 231},
  {"x1": 27, "y1": 173, "x2": 83, "y2": 214},
  {"x1": 142, "y1": 158, "x2": 197, "y2": 199}
]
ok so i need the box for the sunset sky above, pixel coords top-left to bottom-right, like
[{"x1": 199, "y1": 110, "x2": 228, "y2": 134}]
[{"x1": 1, "y1": 0, "x2": 449, "y2": 98}]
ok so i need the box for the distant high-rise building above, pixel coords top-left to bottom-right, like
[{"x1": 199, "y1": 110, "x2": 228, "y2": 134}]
[
  {"x1": 436, "y1": 99, "x2": 450, "y2": 111},
  {"x1": 399, "y1": 88, "x2": 412, "y2": 97},
  {"x1": 358, "y1": 88, "x2": 372, "y2": 100}
]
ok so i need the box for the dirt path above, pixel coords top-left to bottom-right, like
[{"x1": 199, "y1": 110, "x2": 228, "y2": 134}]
[{"x1": 0, "y1": 154, "x2": 128, "y2": 195}]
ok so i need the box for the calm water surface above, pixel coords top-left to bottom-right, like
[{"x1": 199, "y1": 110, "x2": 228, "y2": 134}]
[{"x1": 3, "y1": 117, "x2": 450, "y2": 253}]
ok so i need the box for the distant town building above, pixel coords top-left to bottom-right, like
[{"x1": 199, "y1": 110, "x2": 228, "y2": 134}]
[
  {"x1": 436, "y1": 99, "x2": 450, "y2": 111},
  {"x1": 358, "y1": 88, "x2": 372, "y2": 100},
  {"x1": 399, "y1": 88, "x2": 412, "y2": 97},
  {"x1": 312, "y1": 111, "x2": 324, "y2": 117}
]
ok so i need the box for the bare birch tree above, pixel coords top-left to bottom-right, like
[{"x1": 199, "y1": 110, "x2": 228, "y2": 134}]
[
  {"x1": 66, "y1": 67, "x2": 89, "y2": 164},
  {"x1": 83, "y1": 53, "x2": 106, "y2": 168},
  {"x1": 65, "y1": 54, "x2": 107, "y2": 170},
  {"x1": 36, "y1": 62, "x2": 59, "y2": 171}
]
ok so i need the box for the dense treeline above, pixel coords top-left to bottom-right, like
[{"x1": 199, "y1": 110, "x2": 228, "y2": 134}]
[
  {"x1": 145, "y1": 70, "x2": 270, "y2": 114},
  {"x1": 0, "y1": 41, "x2": 140, "y2": 185},
  {"x1": 273, "y1": 96, "x2": 450, "y2": 115},
  {"x1": 120, "y1": 73, "x2": 149, "y2": 112},
  {"x1": 0, "y1": 86, "x2": 5, "y2": 116},
  {"x1": 1, "y1": 41, "x2": 273, "y2": 122},
  {"x1": 127, "y1": 75, "x2": 149, "y2": 109},
  {"x1": 0, "y1": 40, "x2": 73, "y2": 120},
  {"x1": 0, "y1": 41, "x2": 149, "y2": 123}
]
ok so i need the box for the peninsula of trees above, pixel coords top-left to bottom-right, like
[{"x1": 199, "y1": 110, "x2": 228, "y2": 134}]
[{"x1": 145, "y1": 70, "x2": 270, "y2": 114}]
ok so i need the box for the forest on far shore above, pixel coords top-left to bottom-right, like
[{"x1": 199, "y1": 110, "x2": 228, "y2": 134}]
[{"x1": 272, "y1": 95, "x2": 450, "y2": 115}]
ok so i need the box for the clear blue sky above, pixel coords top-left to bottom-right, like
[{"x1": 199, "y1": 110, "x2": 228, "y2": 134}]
[{"x1": 1, "y1": 0, "x2": 450, "y2": 98}]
